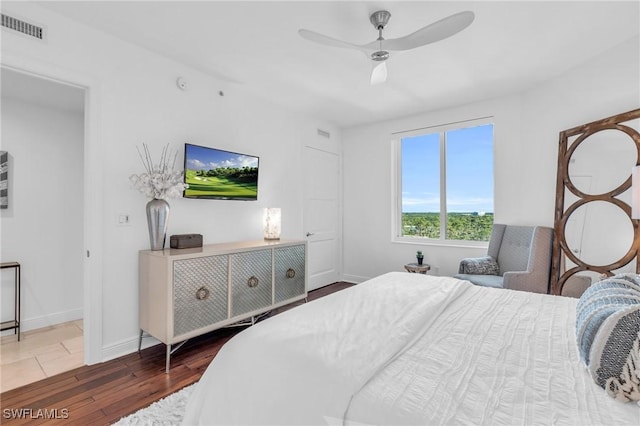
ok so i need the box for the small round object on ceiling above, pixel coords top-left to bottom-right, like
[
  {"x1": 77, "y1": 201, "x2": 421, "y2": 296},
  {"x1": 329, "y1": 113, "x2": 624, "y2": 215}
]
[{"x1": 176, "y1": 77, "x2": 188, "y2": 91}]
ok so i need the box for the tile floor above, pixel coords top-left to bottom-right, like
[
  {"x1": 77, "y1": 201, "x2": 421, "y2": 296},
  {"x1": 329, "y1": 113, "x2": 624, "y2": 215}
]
[{"x1": 0, "y1": 320, "x2": 84, "y2": 392}]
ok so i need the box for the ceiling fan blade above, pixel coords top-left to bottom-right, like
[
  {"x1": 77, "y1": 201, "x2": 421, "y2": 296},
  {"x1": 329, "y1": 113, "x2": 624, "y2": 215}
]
[
  {"x1": 370, "y1": 11, "x2": 475, "y2": 51},
  {"x1": 298, "y1": 29, "x2": 367, "y2": 51},
  {"x1": 370, "y1": 61, "x2": 388, "y2": 85}
]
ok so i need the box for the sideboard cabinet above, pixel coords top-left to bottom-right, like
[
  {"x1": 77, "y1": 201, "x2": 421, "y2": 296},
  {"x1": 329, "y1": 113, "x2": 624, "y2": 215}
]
[{"x1": 138, "y1": 239, "x2": 307, "y2": 372}]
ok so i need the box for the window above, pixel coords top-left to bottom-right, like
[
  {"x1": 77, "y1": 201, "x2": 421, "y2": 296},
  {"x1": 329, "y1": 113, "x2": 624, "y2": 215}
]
[{"x1": 395, "y1": 120, "x2": 494, "y2": 243}]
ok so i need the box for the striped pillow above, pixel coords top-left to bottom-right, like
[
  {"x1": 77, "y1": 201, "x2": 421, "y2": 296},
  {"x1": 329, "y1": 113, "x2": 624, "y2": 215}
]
[
  {"x1": 577, "y1": 275, "x2": 640, "y2": 316},
  {"x1": 588, "y1": 306, "x2": 640, "y2": 402},
  {"x1": 576, "y1": 276, "x2": 640, "y2": 363},
  {"x1": 577, "y1": 297, "x2": 640, "y2": 365},
  {"x1": 575, "y1": 274, "x2": 640, "y2": 402}
]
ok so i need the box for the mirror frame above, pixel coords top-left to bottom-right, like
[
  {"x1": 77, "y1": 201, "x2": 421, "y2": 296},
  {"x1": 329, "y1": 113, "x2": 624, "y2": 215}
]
[{"x1": 551, "y1": 108, "x2": 640, "y2": 295}]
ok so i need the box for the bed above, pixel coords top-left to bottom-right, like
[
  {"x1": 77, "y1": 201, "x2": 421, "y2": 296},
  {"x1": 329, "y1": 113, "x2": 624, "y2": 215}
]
[{"x1": 182, "y1": 272, "x2": 640, "y2": 425}]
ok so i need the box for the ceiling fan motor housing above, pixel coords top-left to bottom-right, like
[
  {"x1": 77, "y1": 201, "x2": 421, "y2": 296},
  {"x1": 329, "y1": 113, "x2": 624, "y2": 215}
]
[{"x1": 370, "y1": 10, "x2": 391, "y2": 30}]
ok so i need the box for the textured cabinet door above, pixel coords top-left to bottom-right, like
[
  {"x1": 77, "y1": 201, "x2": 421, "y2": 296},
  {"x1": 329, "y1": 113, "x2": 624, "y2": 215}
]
[
  {"x1": 230, "y1": 249, "x2": 272, "y2": 317},
  {"x1": 274, "y1": 245, "x2": 306, "y2": 304},
  {"x1": 173, "y1": 255, "x2": 228, "y2": 337}
]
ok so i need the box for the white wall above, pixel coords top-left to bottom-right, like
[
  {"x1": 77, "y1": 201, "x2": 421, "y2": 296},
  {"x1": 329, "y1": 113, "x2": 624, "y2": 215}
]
[
  {"x1": 342, "y1": 36, "x2": 639, "y2": 283},
  {"x1": 1, "y1": 3, "x2": 340, "y2": 361},
  {"x1": 1, "y1": 98, "x2": 84, "y2": 330}
]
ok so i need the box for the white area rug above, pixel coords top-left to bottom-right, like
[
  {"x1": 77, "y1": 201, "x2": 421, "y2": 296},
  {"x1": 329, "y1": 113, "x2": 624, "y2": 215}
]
[{"x1": 112, "y1": 383, "x2": 196, "y2": 425}]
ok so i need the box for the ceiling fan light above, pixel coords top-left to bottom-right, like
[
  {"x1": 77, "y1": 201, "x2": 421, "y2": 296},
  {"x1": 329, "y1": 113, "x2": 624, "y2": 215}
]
[
  {"x1": 370, "y1": 61, "x2": 388, "y2": 85},
  {"x1": 371, "y1": 50, "x2": 389, "y2": 61}
]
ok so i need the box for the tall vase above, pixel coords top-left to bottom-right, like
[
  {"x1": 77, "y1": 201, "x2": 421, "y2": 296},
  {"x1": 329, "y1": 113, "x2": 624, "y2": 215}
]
[{"x1": 146, "y1": 198, "x2": 170, "y2": 251}]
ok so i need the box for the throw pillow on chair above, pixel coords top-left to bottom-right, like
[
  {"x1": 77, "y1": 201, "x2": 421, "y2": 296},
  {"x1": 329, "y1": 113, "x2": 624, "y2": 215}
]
[{"x1": 458, "y1": 256, "x2": 499, "y2": 275}]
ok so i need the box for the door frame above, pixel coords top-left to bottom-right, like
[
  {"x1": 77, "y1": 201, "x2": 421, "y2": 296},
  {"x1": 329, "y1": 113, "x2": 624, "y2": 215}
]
[{"x1": 1, "y1": 53, "x2": 104, "y2": 365}]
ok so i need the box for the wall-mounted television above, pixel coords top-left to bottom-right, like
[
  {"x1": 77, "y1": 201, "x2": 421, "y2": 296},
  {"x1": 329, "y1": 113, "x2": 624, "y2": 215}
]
[{"x1": 183, "y1": 143, "x2": 259, "y2": 200}]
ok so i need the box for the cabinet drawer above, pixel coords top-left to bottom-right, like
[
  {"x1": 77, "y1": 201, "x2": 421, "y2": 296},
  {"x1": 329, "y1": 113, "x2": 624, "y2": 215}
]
[
  {"x1": 274, "y1": 245, "x2": 306, "y2": 303},
  {"x1": 230, "y1": 249, "x2": 272, "y2": 317},
  {"x1": 173, "y1": 255, "x2": 228, "y2": 337}
]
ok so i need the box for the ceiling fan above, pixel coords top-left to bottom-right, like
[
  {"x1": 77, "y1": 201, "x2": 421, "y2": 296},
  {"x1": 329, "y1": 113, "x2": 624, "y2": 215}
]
[{"x1": 299, "y1": 10, "x2": 475, "y2": 85}]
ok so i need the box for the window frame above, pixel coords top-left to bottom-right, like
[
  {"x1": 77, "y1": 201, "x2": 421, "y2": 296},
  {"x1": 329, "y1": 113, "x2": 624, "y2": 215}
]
[{"x1": 391, "y1": 117, "x2": 495, "y2": 248}]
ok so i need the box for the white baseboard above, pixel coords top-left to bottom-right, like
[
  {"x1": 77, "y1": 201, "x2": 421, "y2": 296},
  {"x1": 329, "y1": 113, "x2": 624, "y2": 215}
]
[
  {"x1": 19, "y1": 308, "x2": 83, "y2": 332},
  {"x1": 101, "y1": 333, "x2": 162, "y2": 363},
  {"x1": 341, "y1": 274, "x2": 371, "y2": 284}
]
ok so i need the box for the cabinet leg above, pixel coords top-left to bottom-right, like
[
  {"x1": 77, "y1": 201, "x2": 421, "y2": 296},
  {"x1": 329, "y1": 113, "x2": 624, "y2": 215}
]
[
  {"x1": 165, "y1": 344, "x2": 171, "y2": 374},
  {"x1": 138, "y1": 329, "x2": 143, "y2": 352}
]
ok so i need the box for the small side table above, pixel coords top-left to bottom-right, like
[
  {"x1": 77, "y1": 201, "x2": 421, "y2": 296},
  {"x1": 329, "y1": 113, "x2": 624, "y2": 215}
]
[
  {"x1": 1, "y1": 261, "x2": 21, "y2": 341},
  {"x1": 404, "y1": 262, "x2": 430, "y2": 274}
]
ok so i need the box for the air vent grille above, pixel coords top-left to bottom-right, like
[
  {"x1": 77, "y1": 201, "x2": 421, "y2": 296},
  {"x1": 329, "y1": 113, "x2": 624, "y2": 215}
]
[
  {"x1": 1, "y1": 14, "x2": 44, "y2": 40},
  {"x1": 317, "y1": 129, "x2": 331, "y2": 139}
]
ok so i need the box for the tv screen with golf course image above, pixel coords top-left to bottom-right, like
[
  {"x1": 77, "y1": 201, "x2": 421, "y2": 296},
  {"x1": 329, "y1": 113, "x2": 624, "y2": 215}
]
[{"x1": 183, "y1": 143, "x2": 259, "y2": 200}]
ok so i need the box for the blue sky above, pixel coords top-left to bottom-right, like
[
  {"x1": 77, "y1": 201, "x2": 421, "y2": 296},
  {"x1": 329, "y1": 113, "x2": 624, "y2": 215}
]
[
  {"x1": 401, "y1": 124, "x2": 494, "y2": 213},
  {"x1": 185, "y1": 144, "x2": 258, "y2": 171}
]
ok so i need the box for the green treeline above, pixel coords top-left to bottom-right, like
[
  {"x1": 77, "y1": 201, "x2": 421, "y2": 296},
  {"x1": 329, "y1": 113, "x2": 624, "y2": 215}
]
[
  {"x1": 402, "y1": 212, "x2": 494, "y2": 241},
  {"x1": 195, "y1": 167, "x2": 258, "y2": 181}
]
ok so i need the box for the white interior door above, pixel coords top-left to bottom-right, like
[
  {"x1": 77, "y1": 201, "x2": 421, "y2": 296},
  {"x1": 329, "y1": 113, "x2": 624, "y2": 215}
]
[{"x1": 304, "y1": 146, "x2": 340, "y2": 290}]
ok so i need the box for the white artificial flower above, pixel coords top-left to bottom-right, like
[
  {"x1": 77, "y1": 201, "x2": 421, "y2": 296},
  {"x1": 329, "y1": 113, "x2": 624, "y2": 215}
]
[{"x1": 129, "y1": 143, "x2": 188, "y2": 200}]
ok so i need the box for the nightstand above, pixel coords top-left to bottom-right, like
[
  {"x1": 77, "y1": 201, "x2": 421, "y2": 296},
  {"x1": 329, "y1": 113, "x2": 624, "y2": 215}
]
[{"x1": 404, "y1": 262, "x2": 430, "y2": 274}]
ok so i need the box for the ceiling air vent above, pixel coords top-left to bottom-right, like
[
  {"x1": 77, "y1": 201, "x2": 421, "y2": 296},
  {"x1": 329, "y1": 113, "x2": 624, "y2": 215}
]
[
  {"x1": 1, "y1": 14, "x2": 44, "y2": 40},
  {"x1": 317, "y1": 129, "x2": 331, "y2": 139}
]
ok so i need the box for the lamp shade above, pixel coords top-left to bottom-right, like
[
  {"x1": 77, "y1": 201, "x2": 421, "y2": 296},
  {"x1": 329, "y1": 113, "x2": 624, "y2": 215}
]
[
  {"x1": 263, "y1": 208, "x2": 281, "y2": 240},
  {"x1": 633, "y1": 166, "x2": 640, "y2": 219}
]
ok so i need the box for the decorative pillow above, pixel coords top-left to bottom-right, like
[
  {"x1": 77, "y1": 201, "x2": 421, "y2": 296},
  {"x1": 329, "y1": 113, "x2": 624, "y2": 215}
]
[
  {"x1": 576, "y1": 295, "x2": 640, "y2": 365},
  {"x1": 610, "y1": 273, "x2": 640, "y2": 289},
  {"x1": 577, "y1": 277, "x2": 640, "y2": 314},
  {"x1": 458, "y1": 256, "x2": 499, "y2": 275},
  {"x1": 576, "y1": 275, "x2": 640, "y2": 365},
  {"x1": 576, "y1": 277, "x2": 640, "y2": 336},
  {"x1": 588, "y1": 306, "x2": 640, "y2": 402}
]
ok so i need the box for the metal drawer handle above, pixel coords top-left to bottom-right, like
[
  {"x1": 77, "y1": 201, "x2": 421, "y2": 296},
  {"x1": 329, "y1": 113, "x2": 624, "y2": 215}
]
[
  {"x1": 247, "y1": 276, "x2": 259, "y2": 288},
  {"x1": 286, "y1": 268, "x2": 296, "y2": 279},
  {"x1": 195, "y1": 286, "x2": 210, "y2": 300}
]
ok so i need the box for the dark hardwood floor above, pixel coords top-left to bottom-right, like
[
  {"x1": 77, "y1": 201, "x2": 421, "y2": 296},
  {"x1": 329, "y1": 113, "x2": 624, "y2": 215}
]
[{"x1": 0, "y1": 282, "x2": 354, "y2": 425}]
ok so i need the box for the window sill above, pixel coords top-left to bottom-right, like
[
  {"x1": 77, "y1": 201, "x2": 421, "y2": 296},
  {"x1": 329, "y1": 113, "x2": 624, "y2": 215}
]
[{"x1": 392, "y1": 236, "x2": 489, "y2": 249}]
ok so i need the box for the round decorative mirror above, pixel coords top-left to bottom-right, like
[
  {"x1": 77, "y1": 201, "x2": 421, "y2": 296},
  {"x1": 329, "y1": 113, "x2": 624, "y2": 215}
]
[
  {"x1": 567, "y1": 128, "x2": 637, "y2": 195},
  {"x1": 563, "y1": 200, "x2": 634, "y2": 266}
]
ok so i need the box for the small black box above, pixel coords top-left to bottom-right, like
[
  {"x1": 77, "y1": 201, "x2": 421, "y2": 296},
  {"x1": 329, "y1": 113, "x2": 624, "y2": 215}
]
[{"x1": 170, "y1": 234, "x2": 203, "y2": 249}]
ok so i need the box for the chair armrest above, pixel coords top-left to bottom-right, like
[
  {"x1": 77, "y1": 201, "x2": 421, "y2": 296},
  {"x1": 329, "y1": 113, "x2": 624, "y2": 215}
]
[
  {"x1": 458, "y1": 256, "x2": 499, "y2": 275},
  {"x1": 503, "y1": 270, "x2": 549, "y2": 294}
]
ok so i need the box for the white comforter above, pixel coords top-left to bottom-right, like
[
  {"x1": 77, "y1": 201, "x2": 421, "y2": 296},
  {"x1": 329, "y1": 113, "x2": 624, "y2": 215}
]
[{"x1": 182, "y1": 272, "x2": 640, "y2": 425}]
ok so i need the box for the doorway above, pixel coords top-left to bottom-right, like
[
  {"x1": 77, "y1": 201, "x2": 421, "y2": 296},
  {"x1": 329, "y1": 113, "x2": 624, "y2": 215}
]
[
  {"x1": 0, "y1": 68, "x2": 86, "y2": 391},
  {"x1": 303, "y1": 145, "x2": 341, "y2": 290}
]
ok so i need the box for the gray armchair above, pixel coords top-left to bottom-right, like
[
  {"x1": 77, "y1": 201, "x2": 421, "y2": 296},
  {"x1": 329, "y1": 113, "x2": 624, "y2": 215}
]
[{"x1": 453, "y1": 224, "x2": 554, "y2": 294}]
